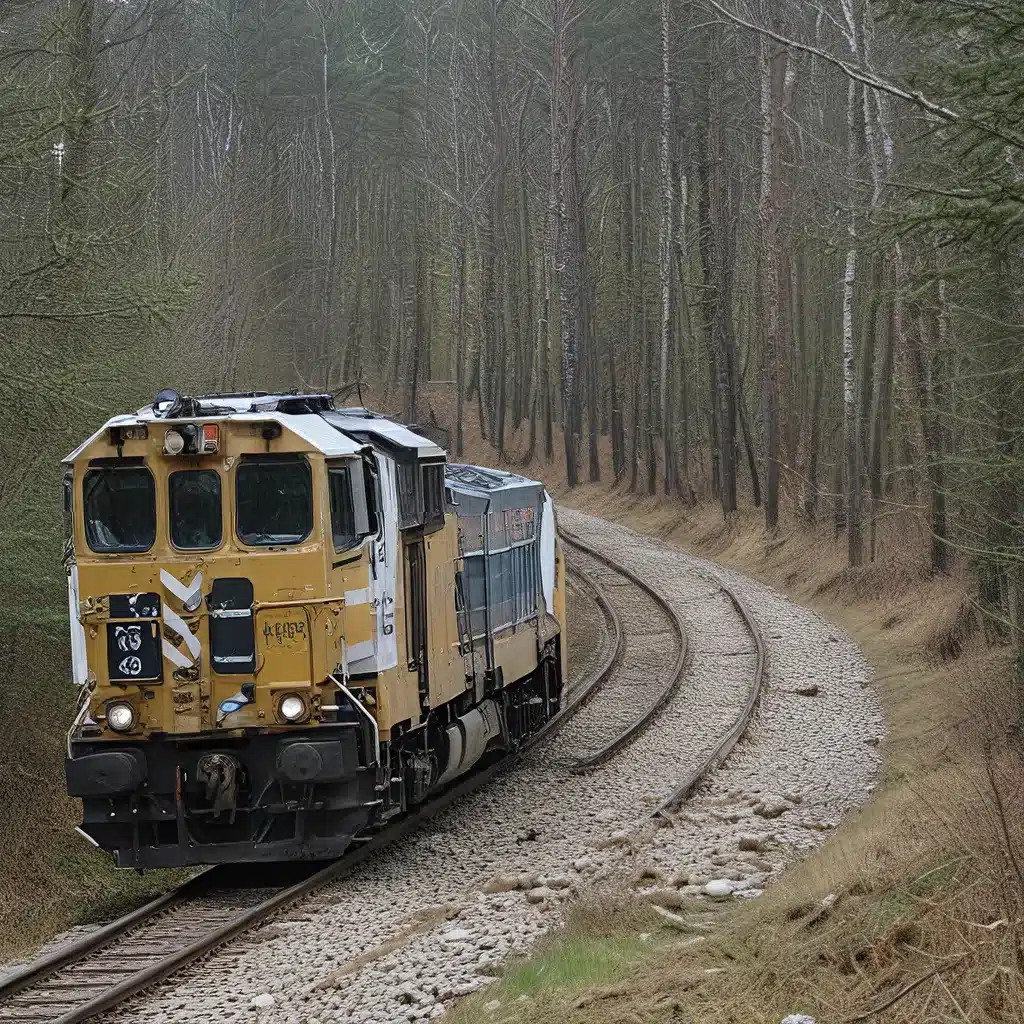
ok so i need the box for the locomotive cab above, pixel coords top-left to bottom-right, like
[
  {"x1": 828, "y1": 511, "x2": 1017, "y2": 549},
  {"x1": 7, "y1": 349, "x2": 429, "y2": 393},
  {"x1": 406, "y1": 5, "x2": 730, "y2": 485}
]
[{"x1": 62, "y1": 391, "x2": 565, "y2": 867}]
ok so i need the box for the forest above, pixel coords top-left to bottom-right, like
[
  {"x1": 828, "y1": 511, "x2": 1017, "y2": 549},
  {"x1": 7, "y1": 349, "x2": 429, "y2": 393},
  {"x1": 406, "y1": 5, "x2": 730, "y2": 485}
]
[{"x1": 3, "y1": 0, "x2": 1023, "y2": 645}]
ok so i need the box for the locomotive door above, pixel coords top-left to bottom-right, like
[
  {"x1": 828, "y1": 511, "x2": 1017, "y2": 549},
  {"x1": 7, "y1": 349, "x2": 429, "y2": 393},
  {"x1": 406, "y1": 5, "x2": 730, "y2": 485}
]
[{"x1": 405, "y1": 539, "x2": 429, "y2": 705}]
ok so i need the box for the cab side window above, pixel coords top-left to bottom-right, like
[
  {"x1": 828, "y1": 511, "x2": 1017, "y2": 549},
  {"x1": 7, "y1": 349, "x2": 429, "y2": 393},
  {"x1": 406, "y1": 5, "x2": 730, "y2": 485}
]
[
  {"x1": 329, "y1": 465, "x2": 357, "y2": 551},
  {"x1": 363, "y1": 456, "x2": 380, "y2": 537},
  {"x1": 423, "y1": 463, "x2": 445, "y2": 533},
  {"x1": 62, "y1": 469, "x2": 74, "y2": 545},
  {"x1": 328, "y1": 460, "x2": 372, "y2": 552}
]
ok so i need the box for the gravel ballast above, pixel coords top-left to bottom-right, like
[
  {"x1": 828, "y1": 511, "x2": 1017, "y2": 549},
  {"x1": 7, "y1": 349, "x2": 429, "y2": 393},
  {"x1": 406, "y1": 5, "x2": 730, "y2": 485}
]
[{"x1": 98, "y1": 509, "x2": 883, "y2": 1024}]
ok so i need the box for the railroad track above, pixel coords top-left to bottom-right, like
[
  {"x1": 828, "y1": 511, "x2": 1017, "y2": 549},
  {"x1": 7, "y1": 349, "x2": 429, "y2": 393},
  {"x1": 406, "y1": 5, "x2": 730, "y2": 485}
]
[
  {"x1": 0, "y1": 525, "x2": 764, "y2": 1024},
  {"x1": 0, "y1": 768, "x2": 497, "y2": 1024},
  {"x1": 558, "y1": 531, "x2": 689, "y2": 770},
  {"x1": 653, "y1": 572, "x2": 765, "y2": 817},
  {"x1": 0, "y1": 545, "x2": 622, "y2": 1024},
  {"x1": 557, "y1": 526, "x2": 765, "y2": 818}
]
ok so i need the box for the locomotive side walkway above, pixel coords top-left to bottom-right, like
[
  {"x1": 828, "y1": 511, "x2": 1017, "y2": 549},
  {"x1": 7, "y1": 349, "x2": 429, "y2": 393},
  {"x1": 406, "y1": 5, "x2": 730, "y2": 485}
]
[{"x1": 85, "y1": 509, "x2": 882, "y2": 1024}]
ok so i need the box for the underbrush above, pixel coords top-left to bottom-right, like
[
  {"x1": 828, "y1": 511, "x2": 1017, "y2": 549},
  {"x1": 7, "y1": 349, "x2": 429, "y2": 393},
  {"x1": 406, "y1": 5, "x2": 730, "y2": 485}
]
[
  {"x1": 446, "y1": 478, "x2": 1024, "y2": 1024},
  {"x1": 0, "y1": 627, "x2": 185, "y2": 963}
]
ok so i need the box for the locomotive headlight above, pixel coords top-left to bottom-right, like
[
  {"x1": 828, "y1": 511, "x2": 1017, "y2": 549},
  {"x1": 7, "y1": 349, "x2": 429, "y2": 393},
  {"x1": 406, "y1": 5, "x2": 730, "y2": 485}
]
[
  {"x1": 106, "y1": 701, "x2": 136, "y2": 732},
  {"x1": 163, "y1": 428, "x2": 185, "y2": 455},
  {"x1": 278, "y1": 694, "x2": 307, "y2": 723}
]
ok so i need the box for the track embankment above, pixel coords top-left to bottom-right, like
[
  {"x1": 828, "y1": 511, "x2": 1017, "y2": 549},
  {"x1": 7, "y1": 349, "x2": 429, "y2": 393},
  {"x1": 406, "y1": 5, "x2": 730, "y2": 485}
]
[{"x1": 3, "y1": 510, "x2": 882, "y2": 1024}]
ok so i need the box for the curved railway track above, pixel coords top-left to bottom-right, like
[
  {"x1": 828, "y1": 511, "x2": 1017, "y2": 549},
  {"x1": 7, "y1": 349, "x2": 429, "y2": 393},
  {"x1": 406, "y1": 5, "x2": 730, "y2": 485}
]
[
  {"x1": 558, "y1": 531, "x2": 689, "y2": 771},
  {"x1": 652, "y1": 577, "x2": 765, "y2": 817},
  {"x1": 556, "y1": 528, "x2": 765, "y2": 816},
  {"x1": 0, "y1": 521, "x2": 764, "y2": 1024}
]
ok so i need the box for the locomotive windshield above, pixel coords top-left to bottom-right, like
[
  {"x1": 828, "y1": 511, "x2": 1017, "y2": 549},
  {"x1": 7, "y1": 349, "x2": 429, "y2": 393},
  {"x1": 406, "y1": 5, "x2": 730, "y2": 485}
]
[
  {"x1": 236, "y1": 455, "x2": 312, "y2": 546},
  {"x1": 83, "y1": 463, "x2": 156, "y2": 553},
  {"x1": 169, "y1": 469, "x2": 222, "y2": 549}
]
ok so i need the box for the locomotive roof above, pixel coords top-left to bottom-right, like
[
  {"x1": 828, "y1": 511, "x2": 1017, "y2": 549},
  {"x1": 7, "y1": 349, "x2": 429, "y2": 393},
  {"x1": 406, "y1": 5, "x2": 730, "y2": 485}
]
[
  {"x1": 62, "y1": 392, "x2": 444, "y2": 463},
  {"x1": 323, "y1": 409, "x2": 445, "y2": 459},
  {"x1": 445, "y1": 463, "x2": 546, "y2": 516}
]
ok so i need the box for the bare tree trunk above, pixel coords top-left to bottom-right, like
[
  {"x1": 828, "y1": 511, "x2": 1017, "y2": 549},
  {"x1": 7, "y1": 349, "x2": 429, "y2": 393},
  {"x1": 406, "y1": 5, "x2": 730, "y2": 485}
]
[
  {"x1": 857, "y1": 257, "x2": 882, "y2": 557},
  {"x1": 804, "y1": 347, "x2": 825, "y2": 522},
  {"x1": 478, "y1": 0, "x2": 505, "y2": 449},
  {"x1": 609, "y1": 140, "x2": 628, "y2": 480},
  {"x1": 517, "y1": 108, "x2": 535, "y2": 435},
  {"x1": 841, "y1": 3, "x2": 864, "y2": 566},
  {"x1": 627, "y1": 130, "x2": 642, "y2": 492},
  {"x1": 868, "y1": 283, "x2": 894, "y2": 560},
  {"x1": 703, "y1": 33, "x2": 737, "y2": 515},
  {"x1": 757, "y1": 9, "x2": 784, "y2": 529},
  {"x1": 738, "y1": 390, "x2": 762, "y2": 508},
  {"x1": 542, "y1": 236, "x2": 554, "y2": 460},
  {"x1": 673, "y1": 158, "x2": 697, "y2": 504},
  {"x1": 843, "y1": 240, "x2": 861, "y2": 565},
  {"x1": 452, "y1": 234, "x2": 467, "y2": 455},
  {"x1": 311, "y1": 5, "x2": 342, "y2": 389},
  {"x1": 658, "y1": 0, "x2": 677, "y2": 495},
  {"x1": 552, "y1": 0, "x2": 584, "y2": 488},
  {"x1": 931, "y1": 278, "x2": 952, "y2": 572},
  {"x1": 586, "y1": 266, "x2": 600, "y2": 481},
  {"x1": 802, "y1": 254, "x2": 828, "y2": 523},
  {"x1": 906, "y1": 284, "x2": 953, "y2": 574}
]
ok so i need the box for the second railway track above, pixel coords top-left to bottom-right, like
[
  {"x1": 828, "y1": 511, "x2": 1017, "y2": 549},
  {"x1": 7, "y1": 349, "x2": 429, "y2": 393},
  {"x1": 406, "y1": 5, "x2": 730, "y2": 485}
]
[
  {"x1": 555, "y1": 524, "x2": 765, "y2": 817},
  {"x1": 557, "y1": 531, "x2": 689, "y2": 771}
]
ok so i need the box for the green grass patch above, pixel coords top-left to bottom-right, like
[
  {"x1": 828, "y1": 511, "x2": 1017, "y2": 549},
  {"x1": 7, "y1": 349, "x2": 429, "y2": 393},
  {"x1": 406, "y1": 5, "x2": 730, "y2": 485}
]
[
  {"x1": 501, "y1": 933, "x2": 653, "y2": 995},
  {"x1": 447, "y1": 897, "x2": 666, "y2": 1024},
  {"x1": 449, "y1": 933, "x2": 657, "y2": 1024}
]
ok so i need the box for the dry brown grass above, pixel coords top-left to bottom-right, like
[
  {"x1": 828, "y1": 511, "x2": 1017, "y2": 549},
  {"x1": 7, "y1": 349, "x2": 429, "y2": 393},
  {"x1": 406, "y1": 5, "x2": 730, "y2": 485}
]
[{"x1": 430, "y1": 400, "x2": 1024, "y2": 1023}]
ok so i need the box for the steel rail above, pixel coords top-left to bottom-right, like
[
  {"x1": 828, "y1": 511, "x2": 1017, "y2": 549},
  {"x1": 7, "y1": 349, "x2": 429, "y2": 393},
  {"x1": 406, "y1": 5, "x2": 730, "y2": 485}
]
[
  {"x1": 651, "y1": 576, "x2": 766, "y2": 817},
  {"x1": 558, "y1": 530, "x2": 689, "y2": 772},
  {"x1": 0, "y1": 869, "x2": 217, "y2": 1001},
  {"x1": 1, "y1": 549, "x2": 621, "y2": 1024},
  {"x1": 559, "y1": 558, "x2": 623, "y2": 718}
]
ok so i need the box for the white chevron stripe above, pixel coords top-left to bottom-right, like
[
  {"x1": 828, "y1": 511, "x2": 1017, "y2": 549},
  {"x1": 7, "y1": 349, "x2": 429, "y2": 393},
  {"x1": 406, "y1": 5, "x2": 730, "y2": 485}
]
[
  {"x1": 160, "y1": 568, "x2": 203, "y2": 606},
  {"x1": 163, "y1": 604, "x2": 201, "y2": 661},
  {"x1": 159, "y1": 569, "x2": 204, "y2": 669},
  {"x1": 162, "y1": 638, "x2": 193, "y2": 669}
]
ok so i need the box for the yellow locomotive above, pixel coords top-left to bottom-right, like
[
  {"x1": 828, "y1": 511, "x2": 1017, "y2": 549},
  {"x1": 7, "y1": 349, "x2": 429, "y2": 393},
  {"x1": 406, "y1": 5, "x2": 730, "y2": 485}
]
[{"x1": 62, "y1": 390, "x2": 566, "y2": 867}]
